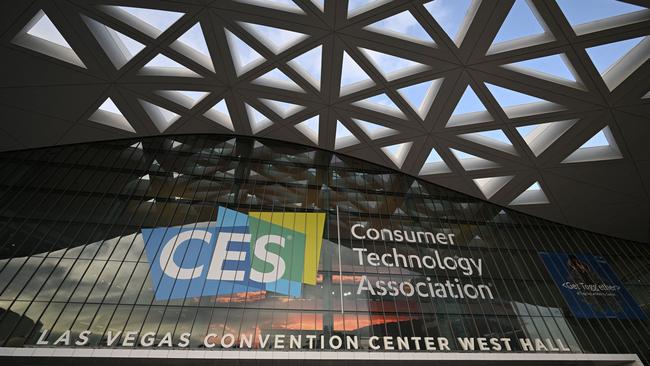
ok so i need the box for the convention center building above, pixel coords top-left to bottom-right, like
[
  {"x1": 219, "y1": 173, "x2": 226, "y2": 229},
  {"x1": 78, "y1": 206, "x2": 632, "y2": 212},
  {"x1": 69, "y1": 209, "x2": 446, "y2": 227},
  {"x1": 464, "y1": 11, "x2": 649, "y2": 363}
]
[{"x1": 0, "y1": 0, "x2": 649, "y2": 365}]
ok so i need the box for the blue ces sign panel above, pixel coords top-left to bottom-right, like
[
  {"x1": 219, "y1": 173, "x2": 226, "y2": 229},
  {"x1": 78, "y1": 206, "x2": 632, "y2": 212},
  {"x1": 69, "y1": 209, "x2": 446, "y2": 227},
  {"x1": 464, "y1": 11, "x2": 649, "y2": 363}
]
[{"x1": 141, "y1": 206, "x2": 326, "y2": 301}]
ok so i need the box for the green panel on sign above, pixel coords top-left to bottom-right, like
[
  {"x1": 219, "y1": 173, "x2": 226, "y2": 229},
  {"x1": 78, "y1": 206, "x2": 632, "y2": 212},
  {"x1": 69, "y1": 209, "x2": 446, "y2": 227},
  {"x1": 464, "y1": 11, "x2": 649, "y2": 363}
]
[{"x1": 248, "y1": 216, "x2": 306, "y2": 283}]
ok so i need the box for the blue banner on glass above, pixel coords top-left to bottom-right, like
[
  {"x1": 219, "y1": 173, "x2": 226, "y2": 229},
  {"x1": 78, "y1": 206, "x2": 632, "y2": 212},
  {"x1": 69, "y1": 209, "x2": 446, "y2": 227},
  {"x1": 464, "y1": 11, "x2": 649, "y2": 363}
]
[
  {"x1": 539, "y1": 252, "x2": 646, "y2": 319},
  {"x1": 141, "y1": 207, "x2": 265, "y2": 301}
]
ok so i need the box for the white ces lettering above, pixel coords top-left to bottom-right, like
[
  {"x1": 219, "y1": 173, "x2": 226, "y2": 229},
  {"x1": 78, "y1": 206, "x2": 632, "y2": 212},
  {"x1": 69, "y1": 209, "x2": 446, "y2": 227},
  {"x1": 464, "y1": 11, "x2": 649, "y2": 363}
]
[
  {"x1": 248, "y1": 234, "x2": 286, "y2": 283},
  {"x1": 159, "y1": 231, "x2": 288, "y2": 283},
  {"x1": 206, "y1": 233, "x2": 251, "y2": 281},
  {"x1": 159, "y1": 230, "x2": 212, "y2": 280}
]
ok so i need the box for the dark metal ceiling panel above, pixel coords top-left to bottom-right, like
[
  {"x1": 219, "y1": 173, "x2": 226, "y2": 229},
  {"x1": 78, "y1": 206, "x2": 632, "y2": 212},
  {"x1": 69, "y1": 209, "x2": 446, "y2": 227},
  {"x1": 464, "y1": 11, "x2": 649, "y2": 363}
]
[{"x1": 0, "y1": 0, "x2": 648, "y2": 242}]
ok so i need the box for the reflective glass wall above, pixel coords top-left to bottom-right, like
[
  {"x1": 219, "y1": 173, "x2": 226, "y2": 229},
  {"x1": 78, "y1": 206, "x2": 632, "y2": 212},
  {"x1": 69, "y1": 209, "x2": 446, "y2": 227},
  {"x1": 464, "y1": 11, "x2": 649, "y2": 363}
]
[{"x1": 0, "y1": 135, "x2": 648, "y2": 361}]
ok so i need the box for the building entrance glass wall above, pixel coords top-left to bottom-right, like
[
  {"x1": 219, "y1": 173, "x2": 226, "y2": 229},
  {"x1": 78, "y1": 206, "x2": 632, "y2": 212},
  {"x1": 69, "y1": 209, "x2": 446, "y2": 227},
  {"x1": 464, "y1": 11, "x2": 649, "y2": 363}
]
[{"x1": 0, "y1": 135, "x2": 647, "y2": 363}]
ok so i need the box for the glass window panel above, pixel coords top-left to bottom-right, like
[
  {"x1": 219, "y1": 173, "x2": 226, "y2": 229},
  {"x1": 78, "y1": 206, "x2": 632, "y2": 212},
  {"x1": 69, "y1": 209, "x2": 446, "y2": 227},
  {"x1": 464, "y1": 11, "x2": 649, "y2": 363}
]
[
  {"x1": 86, "y1": 304, "x2": 116, "y2": 346},
  {"x1": 70, "y1": 260, "x2": 105, "y2": 302},
  {"x1": 0, "y1": 135, "x2": 647, "y2": 357}
]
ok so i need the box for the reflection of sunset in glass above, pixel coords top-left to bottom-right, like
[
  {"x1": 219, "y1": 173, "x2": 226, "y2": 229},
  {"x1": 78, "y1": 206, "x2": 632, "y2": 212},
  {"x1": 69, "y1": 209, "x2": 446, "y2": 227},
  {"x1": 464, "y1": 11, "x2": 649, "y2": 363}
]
[
  {"x1": 334, "y1": 313, "x2": 416, "y2": 331},
  {"x1": 206, "y1": 311, "x2": 417, "y2": 335},
  {"x1": 213, "y1": 291, "x2": 267, "y2": 303},
  {"x1": 283, "y1": 313, "x2": 323, "y2": 331},
  {"x1": 332, "y1": 274, "x2": 360, "y2": 284}
]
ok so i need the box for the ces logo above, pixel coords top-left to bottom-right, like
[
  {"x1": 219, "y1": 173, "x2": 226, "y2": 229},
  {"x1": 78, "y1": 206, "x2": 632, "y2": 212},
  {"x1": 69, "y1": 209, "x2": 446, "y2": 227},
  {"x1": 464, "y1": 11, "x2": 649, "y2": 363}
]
[{"x1": 142, "y1": 207, "x2": 326, "y2": 300}]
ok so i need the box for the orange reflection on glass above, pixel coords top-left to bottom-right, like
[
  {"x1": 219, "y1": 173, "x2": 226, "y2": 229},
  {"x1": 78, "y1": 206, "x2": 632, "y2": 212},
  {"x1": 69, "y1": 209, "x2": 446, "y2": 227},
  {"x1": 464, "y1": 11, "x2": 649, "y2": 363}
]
[
  {"x1": 333, "y1": 313, "x2": 358, "y2": 331},
  {"x1": 276, "y1": 296, "x2": 312, "y2": 304},
  {"x1": 284, "y1": 313, "x2": 324, "y2": 331},
  {"x1": 332, "y1": 274, "x2": 362, "y2": 284},
  {"x1": 213, "y1": 290, "x2": 267, "y2": 303},
  {"x1": 334, "y1": 313, "x2": 416, "y2": 331}
]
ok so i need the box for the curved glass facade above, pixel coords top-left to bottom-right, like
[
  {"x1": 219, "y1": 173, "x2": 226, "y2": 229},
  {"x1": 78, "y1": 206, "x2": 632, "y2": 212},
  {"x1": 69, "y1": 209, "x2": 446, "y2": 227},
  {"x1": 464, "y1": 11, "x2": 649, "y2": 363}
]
[{"x1": 0, "y1": 135, "x2": 648, "y2": 361}]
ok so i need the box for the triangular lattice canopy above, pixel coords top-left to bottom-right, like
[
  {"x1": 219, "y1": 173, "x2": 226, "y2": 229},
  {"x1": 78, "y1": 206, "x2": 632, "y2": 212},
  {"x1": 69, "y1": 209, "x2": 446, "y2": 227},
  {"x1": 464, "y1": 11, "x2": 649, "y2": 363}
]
[{"x1": 4, "y1": 0, "x2": 650, "y2": 242}]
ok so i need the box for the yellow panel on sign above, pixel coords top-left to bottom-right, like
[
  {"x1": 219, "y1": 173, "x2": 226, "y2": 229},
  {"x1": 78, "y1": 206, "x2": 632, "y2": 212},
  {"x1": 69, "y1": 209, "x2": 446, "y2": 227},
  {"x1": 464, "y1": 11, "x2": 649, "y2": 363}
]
[{"x1": 248, "y1": 212, "x2": 326, "y2": 285}]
